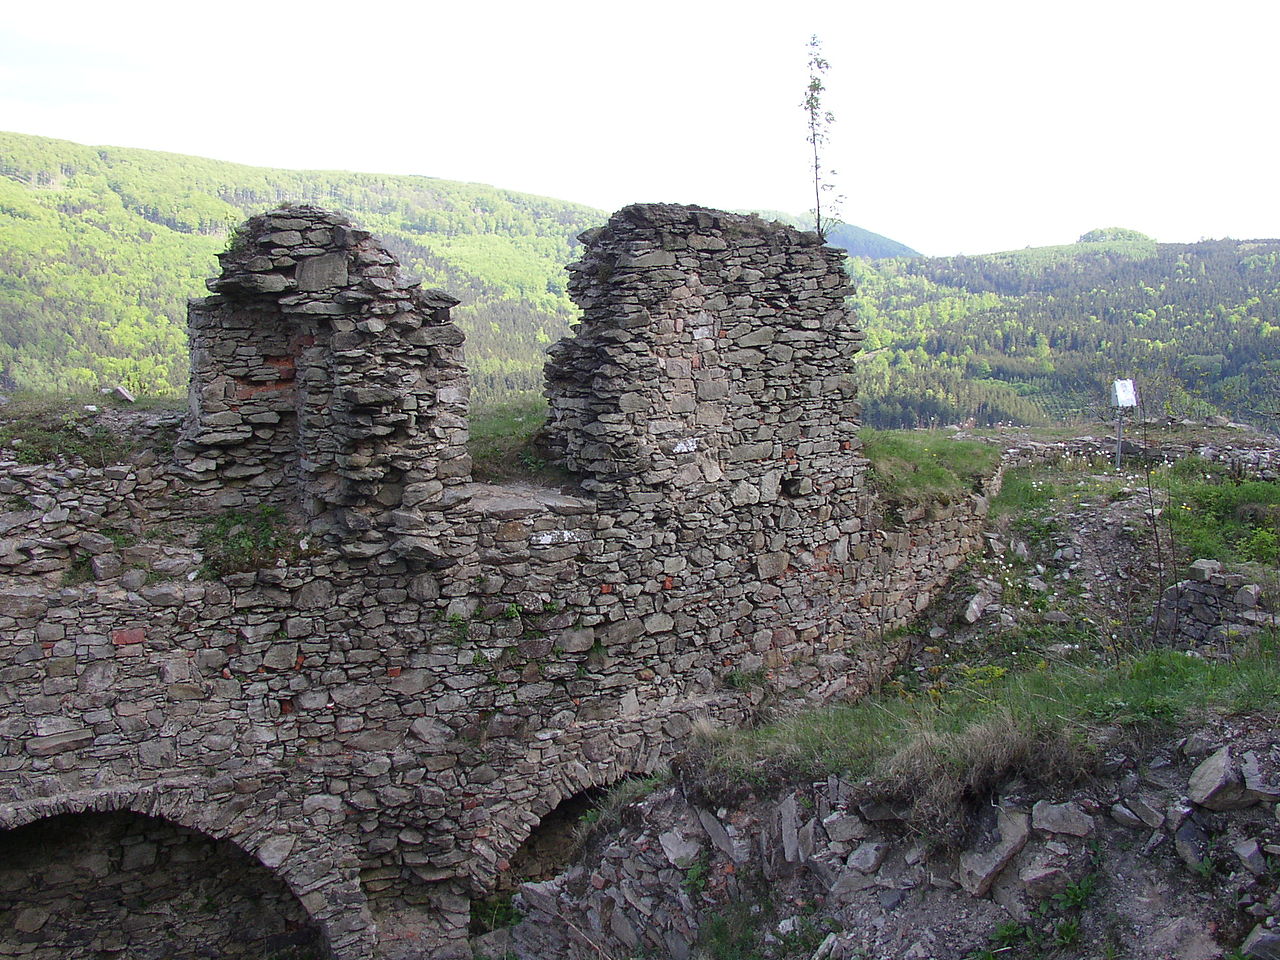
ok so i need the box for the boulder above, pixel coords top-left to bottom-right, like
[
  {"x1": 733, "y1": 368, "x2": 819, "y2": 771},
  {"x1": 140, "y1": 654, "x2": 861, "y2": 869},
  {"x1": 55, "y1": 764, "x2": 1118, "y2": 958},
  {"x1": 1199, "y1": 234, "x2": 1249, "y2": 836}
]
[
  {"x1": 958, "y1": 807, "x2": 1029, "y2": 897},
  {"x1": 1031, "y1": 800, "x2": 1094, "y2": 836},
  {"x1": 1189, "y1": 746, "x2": 1255, "y2": 810}
]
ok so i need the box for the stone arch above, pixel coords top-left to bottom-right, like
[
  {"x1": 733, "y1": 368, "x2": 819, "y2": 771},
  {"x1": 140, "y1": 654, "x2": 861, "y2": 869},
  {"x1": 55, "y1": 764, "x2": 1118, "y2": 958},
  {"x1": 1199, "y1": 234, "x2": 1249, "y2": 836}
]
[
  {"x1": 480, "y1": 730, "x2": 669, "y2": 893},
  {"x1": 0, "y1": 784, "x2": 377, "y2": 960}
]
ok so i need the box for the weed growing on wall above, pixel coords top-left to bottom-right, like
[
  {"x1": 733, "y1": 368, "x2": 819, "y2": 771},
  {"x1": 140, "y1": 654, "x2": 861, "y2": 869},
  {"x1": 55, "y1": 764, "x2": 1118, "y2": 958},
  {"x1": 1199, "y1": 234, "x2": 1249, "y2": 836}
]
[
  {"x1": 198, "y1": 505, "x2": 308, "y2": 577},
  {"x1": 570, "y1": 774, "x2": 668, "y2": 852}
]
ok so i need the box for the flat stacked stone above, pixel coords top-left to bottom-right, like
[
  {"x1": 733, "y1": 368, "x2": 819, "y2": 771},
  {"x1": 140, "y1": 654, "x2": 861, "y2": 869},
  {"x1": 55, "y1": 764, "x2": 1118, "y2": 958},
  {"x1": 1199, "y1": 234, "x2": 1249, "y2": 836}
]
[
  {"x1": 544, "y1": 203, "x2": 865, "y2": 503},
  {"x1": 0, "y1": 204, "x2": 1035, "y2": 960},
  {"x1": 1156, "y1": 558, "x2": 1269, "y2": 643},
  {"x1": 178, "y1": 204, "x2": 469, "y2": 562}
]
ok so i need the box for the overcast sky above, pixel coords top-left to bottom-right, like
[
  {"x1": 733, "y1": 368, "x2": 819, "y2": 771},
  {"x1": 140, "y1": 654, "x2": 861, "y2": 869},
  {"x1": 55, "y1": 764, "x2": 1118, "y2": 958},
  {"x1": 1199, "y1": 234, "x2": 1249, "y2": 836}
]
[{"x1": 3, "y1": 0, "x2": 1277, "y2": 255}]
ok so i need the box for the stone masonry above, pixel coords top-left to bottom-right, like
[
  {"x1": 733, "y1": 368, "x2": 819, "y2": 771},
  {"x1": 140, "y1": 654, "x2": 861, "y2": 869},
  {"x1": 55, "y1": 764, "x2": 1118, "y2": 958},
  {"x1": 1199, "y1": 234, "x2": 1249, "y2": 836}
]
[
  {"x1": 1156, "y1": 558, "x2": 1274, "y2": 643},
  {"x1": 0, "y1": 204, "x2": 1003, "y2": 958},
  {"x1": 180, "y1": 206, "x2": 469, "y2": 562}
]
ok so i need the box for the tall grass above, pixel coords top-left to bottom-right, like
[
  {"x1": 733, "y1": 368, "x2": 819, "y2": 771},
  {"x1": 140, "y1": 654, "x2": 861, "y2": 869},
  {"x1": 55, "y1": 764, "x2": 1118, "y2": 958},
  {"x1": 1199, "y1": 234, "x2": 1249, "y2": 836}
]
[
  {"x1": 695, "y1": 639, "x2": 1280, "y2": 840},
  {"x1": 859, "y1": 429, "x2": 1001, "y2": 520}
]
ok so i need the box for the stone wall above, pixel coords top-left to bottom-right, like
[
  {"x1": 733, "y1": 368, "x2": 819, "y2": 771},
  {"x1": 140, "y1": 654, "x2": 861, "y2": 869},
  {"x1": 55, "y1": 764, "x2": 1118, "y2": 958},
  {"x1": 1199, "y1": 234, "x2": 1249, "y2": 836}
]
[
  {"x1": 0, "y1": 204, "x2": 1006, "y2": 958},
  {"x1": 1156, "y1": 559, "x2": 1273, "y2": 643},
  {"x1": 180, "y1": 206, "x2": 470, "y2": 562}
]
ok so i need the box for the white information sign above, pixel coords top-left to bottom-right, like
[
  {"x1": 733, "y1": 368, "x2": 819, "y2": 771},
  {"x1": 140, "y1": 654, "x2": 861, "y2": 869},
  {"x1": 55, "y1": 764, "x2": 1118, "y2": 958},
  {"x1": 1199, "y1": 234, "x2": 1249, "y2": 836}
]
[{"x1": 1111, "y1": 379, "x2": 1137, "y2": 408}]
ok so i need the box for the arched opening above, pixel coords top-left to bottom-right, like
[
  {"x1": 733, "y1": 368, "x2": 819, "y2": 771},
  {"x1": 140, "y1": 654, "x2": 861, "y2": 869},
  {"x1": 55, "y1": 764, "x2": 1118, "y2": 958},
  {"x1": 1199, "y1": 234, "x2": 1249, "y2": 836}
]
[
  {"x1": 0, "y1": 811, "x2": 324, "y2": 959},
  {"x1": 504, "y1": 785, "x2": 608, "y2": 890},
  {"x1": 469, "y1": 785, "x2": 609, "y2": 942}
]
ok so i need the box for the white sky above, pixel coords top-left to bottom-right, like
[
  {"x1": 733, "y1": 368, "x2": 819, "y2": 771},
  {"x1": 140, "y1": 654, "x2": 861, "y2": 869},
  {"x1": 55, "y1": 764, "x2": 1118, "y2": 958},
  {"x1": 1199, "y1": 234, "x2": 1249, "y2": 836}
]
[{"x1": 2, "y1": 0, "x2": 1277, "y2": 256}]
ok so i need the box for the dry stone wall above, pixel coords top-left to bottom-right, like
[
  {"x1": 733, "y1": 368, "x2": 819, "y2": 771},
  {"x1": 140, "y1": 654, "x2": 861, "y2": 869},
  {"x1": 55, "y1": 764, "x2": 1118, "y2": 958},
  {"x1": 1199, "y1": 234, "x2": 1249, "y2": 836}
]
[
  {"x1": 180, "y1": 206, "x2": 470, "y2": 563},
  {"x1": 1156, "y1": 559, "x2": 1274, "y2": 643},
  {"x1": 0, "y1": 204, "x2": 1004, "y2": 958}
]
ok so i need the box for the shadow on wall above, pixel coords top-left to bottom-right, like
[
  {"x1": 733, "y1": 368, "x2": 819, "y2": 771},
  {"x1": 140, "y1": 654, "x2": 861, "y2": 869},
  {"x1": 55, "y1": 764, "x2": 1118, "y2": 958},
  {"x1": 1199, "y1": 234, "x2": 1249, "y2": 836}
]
[{"x1": 0, "y1": 811, "x2": 323, "y2": 959}]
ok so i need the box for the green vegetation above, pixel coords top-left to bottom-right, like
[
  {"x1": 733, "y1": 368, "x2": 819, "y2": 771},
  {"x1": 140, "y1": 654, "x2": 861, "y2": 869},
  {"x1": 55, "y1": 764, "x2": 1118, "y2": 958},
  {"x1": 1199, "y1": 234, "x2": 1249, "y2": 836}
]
[
  {"x1": 468, "y1": 891, "x2": 521, "y2": 936},
  {"x1": 198, "y1": 505, "x2": 307, "y2": 577},
  {"x1": 853, "y1": 235, "x2": 1280, "y2": 429},
  {"x1": 859, "y1": 429, "x2": 1000, "y2": 522},
  {"x1": 1163, "y1": 459, "x2": 1280, "y2": 566},
  {"x1": 801, "y1": 35, "x2": 840, "y2": 240},
  {"x1": 0, "y1": 130, "x2": 604, "y2": 402},
  {"x1": 966, "y1": 870, "x2": 1101, "y2": 957},
  {"x1": 696, "y1": 898, "x2": 837, "y2": 960},
  {"x1": 0, "y1": 131, "x2": 915, "y2": 408},
  {"x1": 989, "y1": 467, "x2": 1060, "y2": 518},
  {"x1": 61, "y1": 555, "x2": 94, "y2": 586},
  {"x1": 571, "y1": 774, "x2": 668, "y2": 851},
  {"x1": 1079, "y1": 227, "x2": 1153, "y2": 243},
  {"x1": 696, "y1": 639, "x2": 1280, "y2": 839},
  {"x1": 0, "y1": 393, "x2": 148, "y2": 466},
  {"x1": 9, "y1": 130, "x2": 1279, "y2": 437},
  {"x1": 681, "y1": 855, "x2": 710, "y2": 895},
  {"x1": 468, "y1": 397, "x2": 560, "y2": 482}
]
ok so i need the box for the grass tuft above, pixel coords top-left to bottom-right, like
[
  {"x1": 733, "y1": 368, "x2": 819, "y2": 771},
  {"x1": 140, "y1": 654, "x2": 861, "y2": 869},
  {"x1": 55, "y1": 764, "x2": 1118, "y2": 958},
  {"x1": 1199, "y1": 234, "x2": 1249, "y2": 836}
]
[
  {"x1": 860, "y1": 429, "x2": 1001, "y2": 523},
  {"x1": 1162, "y1": 460, "x2": 1280, "y2": 566},
  {"x1": 468, "y1": 398, "x2": 567, "y2": 483},
  {"x1": 989, "y1": 467, "x2": 1059, "y2": 518},
  {"x1": 692, "y1": 638, "x2": 1280, "y2": 843},
  {"x1": 198, "y1": 504, "x2": 309, "y2": 577}
]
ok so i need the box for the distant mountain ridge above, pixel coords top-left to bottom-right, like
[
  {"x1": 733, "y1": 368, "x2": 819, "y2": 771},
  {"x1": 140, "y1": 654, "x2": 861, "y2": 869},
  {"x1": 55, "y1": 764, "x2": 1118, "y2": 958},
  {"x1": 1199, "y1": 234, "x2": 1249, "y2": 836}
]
[
  {"x1": 0, "y1": 132, "x2": 918, "y2": 400},
  {"x1": 735, "y1": 209, "x2": 919, "y2": 259}
]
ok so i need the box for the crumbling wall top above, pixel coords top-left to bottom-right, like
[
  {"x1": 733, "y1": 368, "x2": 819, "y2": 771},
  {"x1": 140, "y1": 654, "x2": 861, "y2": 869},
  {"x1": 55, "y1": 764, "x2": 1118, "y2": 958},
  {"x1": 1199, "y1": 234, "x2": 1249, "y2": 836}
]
[
  {"x1": 179, "y1": 205, "x2": 471, "y2": 561},
  {"x1": 543, "y1": 202, "x2": 864, "y2": 500},
  {"x1": 207, "y1": 205, "x2": 459, "y2": 315}
]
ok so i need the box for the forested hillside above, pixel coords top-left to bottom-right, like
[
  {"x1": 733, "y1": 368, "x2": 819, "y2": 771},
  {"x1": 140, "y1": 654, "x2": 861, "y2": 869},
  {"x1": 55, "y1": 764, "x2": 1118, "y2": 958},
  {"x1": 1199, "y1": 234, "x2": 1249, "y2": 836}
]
[
  {"x1": 0, "y1": 132, "x2": 916, "y2": 403},
  {"x1": 853, "y1": 235, "x2": 1280, "y2": 428},
  {"x1": 4, "y1": 133, "x2": 1274, "y2": 428},
  {"x1": 0, "y1": 132, "x2": 604, "y2": 400}
]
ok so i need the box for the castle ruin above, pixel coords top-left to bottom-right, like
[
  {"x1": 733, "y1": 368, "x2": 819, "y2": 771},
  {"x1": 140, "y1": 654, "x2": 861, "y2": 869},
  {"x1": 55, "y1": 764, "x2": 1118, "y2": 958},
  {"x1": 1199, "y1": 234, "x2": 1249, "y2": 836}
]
[{"x1": 0, "y1": 204, "x2": 999, "y2": 957}]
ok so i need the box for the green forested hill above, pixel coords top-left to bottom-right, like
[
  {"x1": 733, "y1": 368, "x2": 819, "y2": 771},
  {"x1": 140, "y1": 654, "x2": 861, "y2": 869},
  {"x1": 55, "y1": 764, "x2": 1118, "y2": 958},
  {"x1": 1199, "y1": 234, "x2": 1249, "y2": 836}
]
[
  {"x1": 5, "y1": 131, "x2": 1273, "y2": 428},
  {"x1": 0, "y1": 131, "x2": 606, "y2": 400},
  {"x1": 854, "y1": 236, "x2": 1280, "y2": 429},
  {"x1": 0, "y1": 132, "x2": 921, "y2": 403}
]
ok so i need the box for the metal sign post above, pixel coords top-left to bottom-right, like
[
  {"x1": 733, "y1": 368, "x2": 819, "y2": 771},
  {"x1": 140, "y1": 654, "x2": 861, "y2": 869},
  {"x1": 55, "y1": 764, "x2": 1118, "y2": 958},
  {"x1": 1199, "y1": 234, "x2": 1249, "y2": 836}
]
[{"x1": 1111, "y1": 378, "x2": 1137, "y2": 467}]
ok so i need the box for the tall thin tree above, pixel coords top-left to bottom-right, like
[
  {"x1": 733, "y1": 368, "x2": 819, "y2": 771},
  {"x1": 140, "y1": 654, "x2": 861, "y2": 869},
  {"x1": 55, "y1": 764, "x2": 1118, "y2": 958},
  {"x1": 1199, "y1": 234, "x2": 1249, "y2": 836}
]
[{"x1": 802, "y1": 34, "x2": 841, "y2": 240}]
